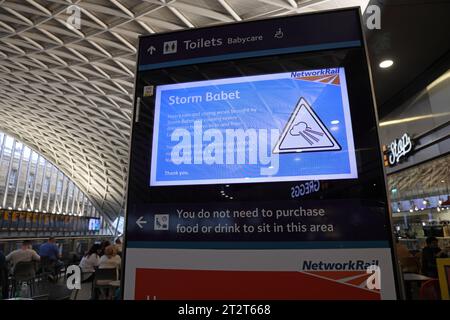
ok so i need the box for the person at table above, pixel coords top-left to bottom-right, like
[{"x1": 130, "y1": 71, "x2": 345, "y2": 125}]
[
  {"x1": 5, "y1": 240, "x2": 40, "y2": 273},
  {"x1": 421, "y1": 236, "x2": 448, "y2": 278},
  {"x1": 99, "y1": 245, "x2": 121, "y2": 269},
  {"x1": 99, "y1": 240, "x2": 111, "y2": 256},
  {"x1": 97, "y1": 245, "x2": 121, "y2": 300},
  {"x1": 395, "y1": 237, "x2": 412, "y2": 259},
  {"x1": 39, "y1": 237, "x2": 64, "y2": 278},
  {"x1": 79, "y1": 244, "x2": 101, "y2": 282},
  {"x1": 114, "y1": 238, "x2": 122, "y2": 256}
]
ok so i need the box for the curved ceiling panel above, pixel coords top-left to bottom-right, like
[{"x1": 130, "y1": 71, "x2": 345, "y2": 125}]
[{"x1": 0, "y1": 0, "x2": 369, "y2": 222}]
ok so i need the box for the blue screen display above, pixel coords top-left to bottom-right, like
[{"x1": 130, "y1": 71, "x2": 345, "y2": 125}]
[
  {"x1": 151, "y1": 68, "x2": 357, "y2": 186},
  {"x1": 88, "y1": 218, "x2": 100, "y2": 231}
]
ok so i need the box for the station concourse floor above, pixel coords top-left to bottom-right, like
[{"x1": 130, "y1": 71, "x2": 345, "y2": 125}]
[
  {"x1": 73, "y1": 280, "x2": 93, "y2": 300},
  {"x1": 27, "y1": 276, "x2": 98, "y2": 300}
]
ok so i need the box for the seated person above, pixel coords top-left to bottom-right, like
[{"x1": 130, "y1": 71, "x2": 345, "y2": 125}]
[
  {"x1": 396, "y1": 238, "x2": 412, "y2": 259},
  {"x1": 395, "y1": 237, "x2": 417, "y2": 272},
  {"x1": 97, "y1": 245, "x2": 121, "y2": 300},
  {"x1": 99, "y1": 240, "x2": 111, "y2": 257},
  {"x1": 39, "y1": 237, "x2": 64, "y2": 276},
  {"x1": 114, "y1": 238, "x2": 122, "y2": 256},
  {"x1": 6, "y1": 240, "x2": 40, "y2": 274},
  {"x1": 79, "y1": 244, "x2": 101, "y2": 282},
  {"x1": 421, "y1": 236, "x2": 448, "y2": 278},
  {"x1": 99, "y1": 245, "x2": 121, "y2": 269}
]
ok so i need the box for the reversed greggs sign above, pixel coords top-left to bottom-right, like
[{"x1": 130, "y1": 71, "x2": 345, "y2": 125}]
[{"x1": 383, "y1": 133, "x2": 413, "y2": 167}]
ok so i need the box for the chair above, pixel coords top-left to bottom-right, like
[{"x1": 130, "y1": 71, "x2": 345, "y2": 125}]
[
  {"x1": 11, "y1": 261, "x2": 36, "y2": 298},
  {"x1": 419, "y1": 279, "x2": 441, "y2": 300},
  {"x1": 39, "y1": 256, "x2": 55, "y2": 276},
  {"x1": 92, "y1": 268, "x2": 117, "y2": 300},
  {"x1": 39, "y1": 256, "x2": 67, "y2": 283}
]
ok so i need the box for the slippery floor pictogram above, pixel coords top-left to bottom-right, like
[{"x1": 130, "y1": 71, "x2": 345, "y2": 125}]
[{"x1": 273, "y1": 97, "x2": 341, "y2": 153}]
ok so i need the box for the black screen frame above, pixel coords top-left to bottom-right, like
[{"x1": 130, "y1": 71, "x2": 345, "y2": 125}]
[{"x1": 122, "y1": 7, "x2": 401, "y2": 300}]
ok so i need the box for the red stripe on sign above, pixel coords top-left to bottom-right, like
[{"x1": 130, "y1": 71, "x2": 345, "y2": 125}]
[{"x1": 134, "y1": 268, "x2": 381, "y2": 300}]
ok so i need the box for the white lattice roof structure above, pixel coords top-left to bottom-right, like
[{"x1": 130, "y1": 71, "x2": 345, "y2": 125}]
[{"x1": 0, "y1": 0, "x2": 369, "y2": 224}]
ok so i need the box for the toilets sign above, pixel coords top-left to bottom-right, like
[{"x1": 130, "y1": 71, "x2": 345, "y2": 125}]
[{"x1": 150, "y1": 67, "x2": 358, "y2": 186}]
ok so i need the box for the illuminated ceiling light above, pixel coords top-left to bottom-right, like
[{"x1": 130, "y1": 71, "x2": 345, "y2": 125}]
[
  {"x1": 225, "y1": 185, "x2": 230, "y2": 187},
  {"x1": 379, "y1": 112, "x2": 450, "y2": 127},
  {"x1": 427, "y1": 70, "x2": 450, "y2": 91},
  {"x1": 229, "y1": 197, "x2": 234, "y2": 200},
  {"x1": 439, "y1": 200, "x2": 443, "y2": 205},
  {"x1": 27, "y1": 209, "x2": 31, "y2": 212},
  {"x1": 422, "y1": 222, "x2": 426, "y2": 226},
  {"x1": 396, "y1": 208, "x2": 401, "y2": 213},
  {"x1": 18, "y1": 208, "x2": 22, "y2": 211},
  {"x1": 437, "y1": 207, "x2": 441, "y2": 212},
  {"x1": 409, "y1": 209, "x2": 413, "y2": 213},
  {"x1": 379, "y1": 59, "x2": 394, "y2": 69},
  {"x1": 331, "y1": 120, "x2": 339, "y2": 125},
  {"x1": 441, "y1": 180, "x2": 446, "y2": 183}
]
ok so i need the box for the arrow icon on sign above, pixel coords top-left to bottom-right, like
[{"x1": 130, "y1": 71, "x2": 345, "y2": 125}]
[
  {"x1": 147, "y1": 46, "x2": 156, "y2": 55},
  {"x1": 136, "y1": 216, "x2": 147, "y2": 229}
]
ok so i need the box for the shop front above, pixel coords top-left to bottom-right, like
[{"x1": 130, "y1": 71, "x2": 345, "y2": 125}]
[{"x1": 380, "y1": 69, "x2": 450, "y2": 299}]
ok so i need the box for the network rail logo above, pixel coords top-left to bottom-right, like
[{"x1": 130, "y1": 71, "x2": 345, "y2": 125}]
[
  {"x1": 291, "y1": 68, "x2": 341, "y2": 86},
  {"x1": 301, "y1": 260, "x2": 381, "y2": 291}
]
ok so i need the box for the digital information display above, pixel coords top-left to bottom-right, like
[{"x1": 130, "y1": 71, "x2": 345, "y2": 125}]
[
  {"x1": 123, "y1": 8, "x2": 400, "y2": 301},
  {"x1": 88, "y1": 218, "x2": 101, "y2": 231},
  {"x1": 151, "y1": 68, "x2": 357, "y2": 186}
]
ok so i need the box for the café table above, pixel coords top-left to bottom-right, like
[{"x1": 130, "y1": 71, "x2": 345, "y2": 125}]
[{"x1": 403, "y1": 273, "x2": 432, "y2": 281}]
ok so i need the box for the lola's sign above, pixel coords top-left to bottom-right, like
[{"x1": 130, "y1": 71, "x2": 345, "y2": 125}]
[{"x1": 384, "y1": 133, "x2": 413, "y2": 166}]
